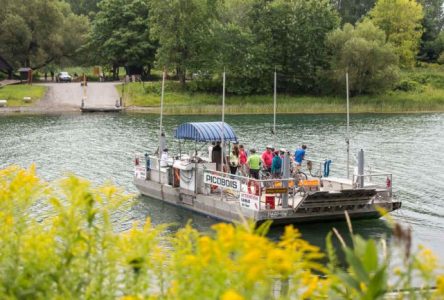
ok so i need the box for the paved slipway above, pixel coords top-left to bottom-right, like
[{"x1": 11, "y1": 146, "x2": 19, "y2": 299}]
[{"x1": 1, "y1": 82, "x2": 121, "y2": 114}]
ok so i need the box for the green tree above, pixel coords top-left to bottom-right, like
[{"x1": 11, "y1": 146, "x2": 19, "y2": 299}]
[
  {"x1": 0, "y1": 0, "x2": 89, "y2": 69},
  {"x1": 370, "y1": 0, "x2": 424, "y2": 67},
  {"x1": 150, "y1": 0, "x2": 217, "y2": 86},
  {"x1": 326, "y1": 20, "x2": 399, "y2": 95},
  {"x1": 258, "y1": 0, "x2": 340, "y2": 93},
  {"x1": 208, "y1": 0, "x2": 339, "y2": 95},
  {"x1": 331, "y1": 0, "x2": 376, "y2": 24},
  {"x1": 206, "y1": 0, "x2": 270, "y2": 94},
  {"x1": 417, "y1": 0, "x2": 444, "y2": 61},
  {"x1": 89, "y1": 0, "x2": 157, "y2": 79},
  {"x1": 65, "y1": 0, "x2": 101, "y2": 17}
]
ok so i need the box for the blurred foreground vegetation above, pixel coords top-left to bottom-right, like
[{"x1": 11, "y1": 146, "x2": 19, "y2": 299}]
[{"x1": 0, "y1": 165, "x2": 443, "y2": 299}]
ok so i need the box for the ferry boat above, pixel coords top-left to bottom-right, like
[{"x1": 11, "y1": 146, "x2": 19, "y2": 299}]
[{"x1": 133, "y1": 121, "x2": 401, "y2": 225}]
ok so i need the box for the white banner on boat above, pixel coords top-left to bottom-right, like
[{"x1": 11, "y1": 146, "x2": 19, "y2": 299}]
[
  {"x1": 239, "y1": 193, "x2": 260, "y2": 211},
  {"x1": 204, "y1": 173, "x2": 240, "y2": 191},
  {"x1": 134, "y1": 166, "x2": 146, "y2": 180}
]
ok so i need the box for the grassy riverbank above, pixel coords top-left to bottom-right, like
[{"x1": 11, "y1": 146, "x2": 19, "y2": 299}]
[
  {"x1": 0, "y1": 84, "x2": 47, "y2": 106},
  {"x1": 121, "y1": 66, "x2": 444, "y2": 114}
]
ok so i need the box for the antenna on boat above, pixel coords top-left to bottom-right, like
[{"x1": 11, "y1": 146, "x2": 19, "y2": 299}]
[
  {"x1": 159, "y1": 67, "x2": 166, "y2": 159},
  {"x1": 273, "y1": 68, "x2": 277, "y2": 148},
  {"x1": 346, "y1": 71, "x2": 350, "y2": 179}
]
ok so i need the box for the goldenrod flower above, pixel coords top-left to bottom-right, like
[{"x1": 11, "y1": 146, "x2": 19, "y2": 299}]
[{"x1": 221, "y1": 289, "x2": 244, "y2": 300}]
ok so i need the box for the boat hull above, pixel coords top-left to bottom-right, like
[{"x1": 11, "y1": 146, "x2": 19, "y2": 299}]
[{"x1": 134, "y1": 178, "x2": 401, "y2": 225}]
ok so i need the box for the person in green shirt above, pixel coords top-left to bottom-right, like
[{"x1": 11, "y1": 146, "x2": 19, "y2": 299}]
[{"x1": 247, "y1": 149, "x2": 261, "y2": 179}]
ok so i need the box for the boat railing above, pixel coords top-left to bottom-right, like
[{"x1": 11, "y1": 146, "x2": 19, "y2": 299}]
[
  {"x1": 353, "y1": 173, "x2": 393, "y2": 196},
  {"x1": 301, "y1": 158, "x2": 393, "y2": 189},
  {"x1": 203, "y1": 169, "x2": 299, "y2": 211}
]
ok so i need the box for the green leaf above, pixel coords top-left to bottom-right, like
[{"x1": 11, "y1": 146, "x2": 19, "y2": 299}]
[
  {"x1": 366, "y1": 265, "x2": 388, "y2": 300},
  {"x1": 336, "y1": 269, "x2": 362, "y2": 294},
  {"x1": 344, "y1": 247, "x2": 370, "y2": 283},
  {"x1": 362, "y1": 239, "x2": 379, "y2": 273},
  {"x1": 326, "y1": 231, "x2": 339, "y2": 272}
]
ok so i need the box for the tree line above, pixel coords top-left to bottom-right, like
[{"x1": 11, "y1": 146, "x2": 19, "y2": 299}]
[{"x1": 1, "y1": 0, "x2": 443, "y2": 95}]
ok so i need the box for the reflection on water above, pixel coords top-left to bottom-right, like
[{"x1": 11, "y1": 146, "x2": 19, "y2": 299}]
[{"x1": 0, "y1": 113, "x2": 443, "y2": 261}]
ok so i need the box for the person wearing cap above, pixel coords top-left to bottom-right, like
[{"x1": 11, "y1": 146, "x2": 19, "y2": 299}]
[
  {"x1": 271, "y1": 150, "x2": 282, "y2": 178},
  {"x1": 294, "y1": 144, "x2": 307, "y2": 169},
  {"x1": 261, "y1": 145, "x2": 273, "y2": 172},
  {"x1": 247, "y1": 149, "x2": 261, "y2": 179},
  {"x1": 160, "y1": 148, "x2": 169, "y2": 167}
]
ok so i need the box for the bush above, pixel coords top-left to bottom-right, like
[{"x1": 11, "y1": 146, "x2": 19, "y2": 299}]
[
  {"x1": 395, "y1": 79, "x2": 424, "y2": 92},
  {"x1": 187, "y1": 79, "x2": 221, "y2": 94},
  {"x1": 0, "y1": 166, "x2": 443, "y2": 299},
  {"x1": 438, "y1": 52, "x2": 444, "y2": 65}
]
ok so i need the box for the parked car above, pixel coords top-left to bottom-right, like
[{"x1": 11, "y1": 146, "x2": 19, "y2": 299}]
[{"x1": 57, "y1": 71, "x2": 72, "y2": 82}]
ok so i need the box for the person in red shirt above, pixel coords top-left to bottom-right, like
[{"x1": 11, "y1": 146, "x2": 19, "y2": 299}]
[
  {"x1": 261, "y1": 145, "x2": 273, "y2": 172},
  {"x1": 239, "y1": 144, "x2": 247, "y2": 176}
]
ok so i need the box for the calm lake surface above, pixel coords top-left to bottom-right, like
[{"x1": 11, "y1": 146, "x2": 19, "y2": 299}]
[{"x1": 1, "y1": 113, "x2": 443, "y2": 260}]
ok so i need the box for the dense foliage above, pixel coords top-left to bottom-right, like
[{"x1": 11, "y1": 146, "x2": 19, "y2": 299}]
[
  {"x1": 0, "y1": 0, "x2": 89, "y2": 69},
  {"x1": 326, "y1": 20, "x2": 399, "y2": 95},
  {"x1": 2, "y1": 0, "x2": 444, "y2": 96},
  {"x1": 331, "y1": 0, "x2": 376, "y2": 25},
  {"x1": 149, "y1": 0, "x2": 218, "y2": 85},
  {"x1": 418, "y1": 0, "x2": 444, "y2": 61},
  {"x1": 370, "y1": 0, "x2": 424, "y2": 67},
  {"x1": 89, "y1": 0, "x2": 156, "y2": 79},
  {"x1": 0, "y1": 166, "x2": 443, "y2": 299},
  {"x1": 64, "y1": 0, "x2": 101, "y2": 17}
]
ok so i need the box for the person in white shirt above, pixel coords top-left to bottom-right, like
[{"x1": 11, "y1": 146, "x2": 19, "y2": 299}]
[{"x1": 160, "y1": 148, "x2": 169, "y2": 167}]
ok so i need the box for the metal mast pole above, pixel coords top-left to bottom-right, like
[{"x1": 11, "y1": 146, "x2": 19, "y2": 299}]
[
  {"x1": 221, "y1": 70, "x2": 226, "y2": 172},
  {"x1": 273, "y1": 70, "x2": 277, "y2": 148},
  {"x1": 159, "y1": 68, "x2": 166, "y2": 159},
  {"x1": 346, "y1": 71, "x2": 350, "y2": 179}
]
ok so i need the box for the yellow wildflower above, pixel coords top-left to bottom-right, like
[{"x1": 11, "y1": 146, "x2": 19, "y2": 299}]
[
  {"x1": 221, "y1": 289, "x2": 244, "y2": 300},
  {"x1": 302, "y1": 275, "x2": 319, "y2": 299},
  {"x1": 416, "y1": 246, "x2": 438, "y2": 274},
  {"x1": 434, "y1": 275, "x2": 444, "y2": 298},
  {"x1": 119, "y1": 296, "x2": 142, "y2": 300}
]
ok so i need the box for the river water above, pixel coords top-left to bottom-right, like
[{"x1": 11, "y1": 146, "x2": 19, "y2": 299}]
[{"x1": 1, "y1": 113, "x2": 443, "y2": 260}]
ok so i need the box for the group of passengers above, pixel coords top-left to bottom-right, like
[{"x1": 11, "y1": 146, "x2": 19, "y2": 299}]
[{"x1": 210, "y1": 142, "x2": 307, "y2": 180}]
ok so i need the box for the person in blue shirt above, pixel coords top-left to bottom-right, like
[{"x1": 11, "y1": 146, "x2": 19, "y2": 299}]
[{"x1": 294, "y1": 145, "x2": 307, "y2": 169}]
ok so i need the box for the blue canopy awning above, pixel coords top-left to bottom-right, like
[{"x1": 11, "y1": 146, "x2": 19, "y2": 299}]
[{"x1": 174, "y1": 122, "x2": 238, "y2": 142}]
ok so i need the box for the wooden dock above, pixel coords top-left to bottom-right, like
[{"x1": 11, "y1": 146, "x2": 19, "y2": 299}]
[{"x1": 80, "y1": 106, "x2": 123, "y2": 113}]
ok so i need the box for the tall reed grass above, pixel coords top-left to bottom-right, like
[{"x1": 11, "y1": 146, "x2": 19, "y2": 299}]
[{"x1": 121, "y1": 81, "x2": 444, "y2": 115}]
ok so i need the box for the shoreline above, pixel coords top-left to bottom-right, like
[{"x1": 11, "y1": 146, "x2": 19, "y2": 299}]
[
  {"x1": 1, "y1": 81, "x2": 443, "y2": 115},
  {"x1": 1, "y1": 104, "x2": 443, "y2": 116}
]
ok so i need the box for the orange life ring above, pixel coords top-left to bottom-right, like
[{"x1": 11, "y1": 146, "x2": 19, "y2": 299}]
[
  {"x1": 247, "y1": 180, "x2": 260, "y2": 196},
  {"x1": 173, "y1": 168, "x2": 180, "y2": 187}
]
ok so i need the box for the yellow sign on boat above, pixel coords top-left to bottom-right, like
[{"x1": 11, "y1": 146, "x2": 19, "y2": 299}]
[
  {"x1": 298, "y1": 179, "x2": 320, "y2": 187},
  {"x1": 274, "y1": 180, "x2": 295, "y2": 188},
  {"x1": 266, "y1": 187, "x2": 288, "y2": 194}
]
